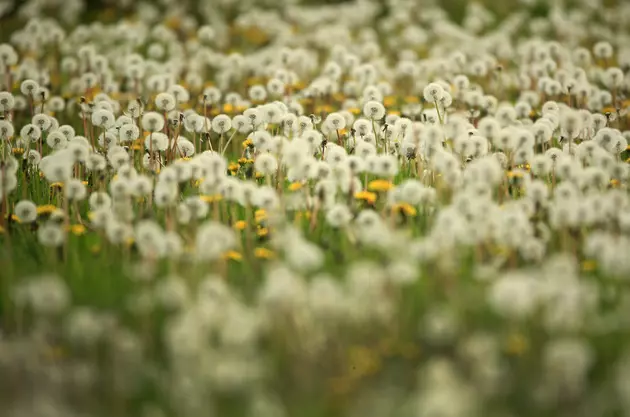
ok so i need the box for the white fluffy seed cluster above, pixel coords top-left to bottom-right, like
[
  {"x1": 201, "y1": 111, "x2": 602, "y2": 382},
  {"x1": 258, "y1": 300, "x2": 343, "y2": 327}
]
[{"x1": 1, "y1": 0, "x2": 630, "y2": 416}]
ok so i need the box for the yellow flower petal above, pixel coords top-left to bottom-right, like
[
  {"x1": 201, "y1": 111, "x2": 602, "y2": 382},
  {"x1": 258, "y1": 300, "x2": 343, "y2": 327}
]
[
  {"x1": 367, "y1": 179, "x2": 393, "y2": 192},
  {"x1": 37, "y1": 204, "x2": 57, "y2": 215},
  {"x1": 66, "y1": 224, "x2": 86, "y2": 236},
  {"x1": 255, "y1": 209, "x2": 267, "y2": 222},
  {"x1": 354, "y1": 191, "x2": 377, "y2": 204},
  {"x1": 392, "y1": 203, "x2": 417, "y2": 217},
  {"x1": 254, "y1": 247, "x2": 275, "y2": 259},
  {"x1": 200, "y1": 194, "x2": 223, "y2": 203},
  {"x1": 288, "y1": 182, "x2": 303, "y2": 191},
  {"x1": 222, "y1": 250, "x2": 243, "y2": 261}
]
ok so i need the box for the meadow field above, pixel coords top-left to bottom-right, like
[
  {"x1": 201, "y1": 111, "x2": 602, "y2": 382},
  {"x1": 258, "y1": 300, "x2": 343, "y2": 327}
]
[{"x1": 1, "y1": 0, "x2": 630, "y2": 416}]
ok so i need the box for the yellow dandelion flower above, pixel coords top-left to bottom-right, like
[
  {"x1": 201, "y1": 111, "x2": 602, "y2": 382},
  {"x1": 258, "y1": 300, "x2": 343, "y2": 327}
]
[
  {"x1": 288, "y1": 182, "x2": 303, "y2": 191},
  {"x1": 404, "y1": 96, "x2": 419, "y2": 103},
  {"x1": 332, "y1": 93, "x2": 345, "y2": 102},
  {"x1": 611, "y1": 179, "x2": 620, "y2": 187},
  {"x1": 37, "y1": 204, "x2": 57, "y2": 215},
  {"x1": 246, "y1": 76, "x2": 264, "y2": 86},
  {"x1": 354, "y1": 190, "x2": 377, "y2": 204},
  {"x1": 255, "y1": 209, "x2": 267, "y2": 222},
  {"x1": 237, "y1": 157, "x2": 248, "y2": 164},
  {"x1": 222, "y1": 250, "x2": 243, "y2": 261},
  {"x1": 233, "y1": 220, "x2": 247, "y2": 230},
  {"x1": 257, "y1": 227, "x2": 269, "y2": 237},
  {"x1": 165, "y1": 16, "x2": 182, "y2": 29},
  {"x1": 582, "y1": 259, "x2": 597, "y2": 272},
  {"x1": 242, "y1": 138, "x2": 253, "y2": 149},
  {"x1": 347, "y1": 346, "x2": 382, "y2": 378},
  {"x1": 505, "y1": 333, "x2": 529, "y2": 356},
  {"x1": 348, "y1": 107, "x2": 362, "y2": 116},
  {"x1": 254, "y1": 247, "x2": 275, "y2": 259},
  {"x1": 228, "y1": 162, "x2": 240, "y2": 172},
  {"x1": 383, "y1": 96, "x2": 396, "y2": 107},
  {"x1": 50, "y1": 182, "x2": 64, "y2": 189},
  {"x1": 367, "y1": 179, "x2": 393, "y2": 192},
  {"x1": 67, "y1": 224, "x2": 86, "y2": 236},
  {"x1": 315, "y1": 104, "x2": 334, "y2": 114},
  {"x1": 491, "y1": 245, "x2": 510, "y2": 256},
  {"x1": 255, "y1": 172, "x2": 264, "y2": 179},
  {"x1": 200, "y1": 194, "x2": 223, "y2": 203},
  {"x1": 12, "y1": 147, "x2": 25, "y2": 155},
  {"x1": 392, "y1": 203, "x2": 417, "y2": 217},
  {"x1": 507, "y1": 170, "x2": 524, "y2": 179},
  {"x1": 223, "y1": 103, "x2": 234, "y2": 113},
  {"x1": 72, "y1": 225, "x2": 86, "y2": 235},
  {"x1": 294, "y1": 210, "x2": 312, "y2": 222}
]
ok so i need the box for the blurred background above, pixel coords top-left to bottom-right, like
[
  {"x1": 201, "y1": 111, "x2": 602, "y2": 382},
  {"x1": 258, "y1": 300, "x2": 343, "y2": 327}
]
[{"x1": 0, "y1": 0, "x2": 549, "y2": 26}]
